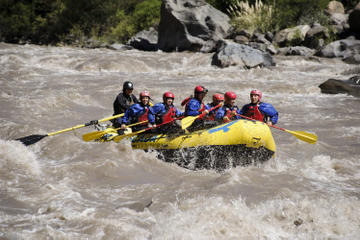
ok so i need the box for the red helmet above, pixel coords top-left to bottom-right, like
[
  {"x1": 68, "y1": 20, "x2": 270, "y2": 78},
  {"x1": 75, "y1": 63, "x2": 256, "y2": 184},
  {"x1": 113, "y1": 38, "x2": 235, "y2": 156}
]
[
  {"x1": 250, "y1": 89, "x2": 262, "y2": 101},
  {"x1": 213, "y1": 93, "x2": 224, "y2": 102},
  {"x1": 163, "y1": 91, "x2": 175, "y2": 101},
  {"x1": 194, "y1": 85, "x2": 208, "y2": 94},
  {"x1": 225, "y1": 91, "x2": 236, "y2": 100},
  {"x1": 139, "y1": 90, "x2": 150, "y2": 99}
]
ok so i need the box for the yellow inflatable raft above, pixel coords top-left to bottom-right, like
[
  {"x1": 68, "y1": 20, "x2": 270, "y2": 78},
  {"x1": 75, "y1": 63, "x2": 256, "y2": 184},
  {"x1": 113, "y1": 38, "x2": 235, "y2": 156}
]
[{"x1": 115, "y1": 119, "x2": 276, "y2": 171}]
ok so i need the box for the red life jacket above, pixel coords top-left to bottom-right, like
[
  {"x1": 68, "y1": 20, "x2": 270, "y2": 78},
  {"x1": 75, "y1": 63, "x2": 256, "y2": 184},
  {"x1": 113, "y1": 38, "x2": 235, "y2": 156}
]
[
  {"x1": 245, "y1": 104, "x2": 264, "y2": 121},
  {"x1": 137, "y1": 106, "x2": 149, "y2": 125},
  {"x1": 162, "y1": 105, "x2": 176, "y2": 123}
]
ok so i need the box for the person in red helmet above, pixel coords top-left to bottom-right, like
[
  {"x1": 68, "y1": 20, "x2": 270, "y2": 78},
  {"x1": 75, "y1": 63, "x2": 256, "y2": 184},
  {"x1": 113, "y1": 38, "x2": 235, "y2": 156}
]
[
  {"x1": 182, "y1": 85, "x2": 209, "y2": 116},
  {"x1": 148, "y1": 91, "x2": 184, "y2": 133},
  {"x1": 239, "y1": 89, "x2": 278, "y2": 126},
  {"x1": 182, "y1": 85, "x2": 209, "y2": 131},
  {"x1": 120, "y1": 90, "x2": 151, "y2": 132},
  {"x1": 215, "y1": 91, "x2": 241, "y2": 123},
  {"x1": 205, "y1": 93, "x2": 224, "y2": 121}
]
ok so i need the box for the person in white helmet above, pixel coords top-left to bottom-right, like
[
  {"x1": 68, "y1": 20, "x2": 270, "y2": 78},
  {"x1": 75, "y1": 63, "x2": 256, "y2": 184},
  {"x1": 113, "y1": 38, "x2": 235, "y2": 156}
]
[{"x1": 239, "y1": 89, "x2": 278, "y2": 126}]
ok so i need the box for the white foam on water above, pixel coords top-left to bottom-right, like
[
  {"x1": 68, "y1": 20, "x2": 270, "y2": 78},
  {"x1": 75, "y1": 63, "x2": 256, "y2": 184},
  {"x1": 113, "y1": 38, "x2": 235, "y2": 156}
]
[
  {"x1": 151, "y1": 194, "x2": 360, "y2": 239},
  {"x1": 0, "y1": 139, "x2": 41, "y2": 177}
]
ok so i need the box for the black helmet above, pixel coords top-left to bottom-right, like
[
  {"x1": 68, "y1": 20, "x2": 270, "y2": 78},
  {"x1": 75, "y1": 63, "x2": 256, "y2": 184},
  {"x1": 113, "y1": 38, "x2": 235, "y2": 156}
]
[{"x1": 123, "y1": 81, "x2": 134, "y2": 91}]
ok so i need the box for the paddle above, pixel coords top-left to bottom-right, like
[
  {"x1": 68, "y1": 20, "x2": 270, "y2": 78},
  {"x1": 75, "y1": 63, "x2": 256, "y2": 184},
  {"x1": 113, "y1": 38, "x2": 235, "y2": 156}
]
[
  {"x1": 181, "y1": 104, "x2": 222, "y2": 130},
  {"x1": 16, "y1": 113, "x2": 124, "y2": 146},
  {"x1": 237, "y1": 114, "x2": 318, "y2": 144},
  {"x1": 82, "y1": 120, "x2": 148, "y2": 142},
  {"x1": 113, "y1": 116, "x2": 184, "y2": 143}
]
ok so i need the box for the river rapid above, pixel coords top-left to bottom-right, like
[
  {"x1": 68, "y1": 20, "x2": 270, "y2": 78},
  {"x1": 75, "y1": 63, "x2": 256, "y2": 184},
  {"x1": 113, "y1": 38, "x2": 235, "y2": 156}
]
[{"x1": 0, "y1": 42, "x2": 359, "y2": 239}]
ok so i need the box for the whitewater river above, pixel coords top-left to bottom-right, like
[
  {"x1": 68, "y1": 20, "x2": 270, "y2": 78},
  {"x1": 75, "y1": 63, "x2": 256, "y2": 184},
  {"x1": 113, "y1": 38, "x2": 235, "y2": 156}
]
[{"x1": 1, "y1": 42, "x2": 359, "y2": 239}]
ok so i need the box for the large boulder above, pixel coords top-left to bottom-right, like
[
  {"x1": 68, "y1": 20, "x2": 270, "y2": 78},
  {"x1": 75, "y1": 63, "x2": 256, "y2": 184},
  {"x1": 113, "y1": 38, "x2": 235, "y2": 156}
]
[
  {"x1": 319, "y1": 75, "x2": 360, "y2": 97},
  {"x1": 316, "y1": 38, "x2": 360, "y2": 64},
  {"x1": 326, "y1": 1, "x2": 345, "y2": 14},
  {"x1": 273, "y1": 25, "x2": 311, "y2": 47},
  {"x1": 304, "y1": 24, "x2": 330, "y2": 49},
  {"x1": 211, "y1": 40, "x2": 275, "y2": 68},
  {"x1": 349, "y1": 2, "x2": 360, "y2": 36},
  {"x1": 158, "y1": 0, "x2": 231, "y2": 52},
  {"x1": 128, "y1": 27, "x2": 158, "y2": 51}
]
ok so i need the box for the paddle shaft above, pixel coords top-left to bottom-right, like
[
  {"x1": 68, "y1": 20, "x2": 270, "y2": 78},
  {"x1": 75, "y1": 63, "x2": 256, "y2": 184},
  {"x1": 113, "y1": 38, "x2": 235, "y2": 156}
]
[
  {"x1": 16, "y1": 113, "x2": 124, "y2": 146},
  {"x1": 237, "y1": 114, "x2": 317, "y2": 144},
  {"x1": 47, "y1": 113, "x2": 124, "y2": 136}
]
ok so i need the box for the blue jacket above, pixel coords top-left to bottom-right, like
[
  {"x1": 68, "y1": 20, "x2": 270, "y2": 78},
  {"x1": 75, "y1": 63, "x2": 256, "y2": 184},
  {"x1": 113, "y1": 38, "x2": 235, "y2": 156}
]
[
  {"x1": 215, "y1": 105, "x2": 241, "y2": 120},
  {"x1": 148, "y1": 103, "x2": 183, "y2": 124},
  {"x1": 185, "y1": 98, "x2": 204, "y2": 116},
  {"x1": 121, "y1": 103, "x2": 150, "y2": 125},
  {"x1": 239, "y1": 102, "x2": 278, "y2": 124}
]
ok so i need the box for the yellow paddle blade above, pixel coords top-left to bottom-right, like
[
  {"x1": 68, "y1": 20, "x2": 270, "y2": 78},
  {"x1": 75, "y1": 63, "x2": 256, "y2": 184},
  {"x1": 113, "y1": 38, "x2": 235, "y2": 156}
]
[
  {"x1": 286, "y1": 130, "x2": 318, "y2": 144},
  {"x1": 181, "y1": 116, "x2": 198, "y2": 130},
  {"x1": 82, "y1": 128, "x2": 117, "y2": 142}
]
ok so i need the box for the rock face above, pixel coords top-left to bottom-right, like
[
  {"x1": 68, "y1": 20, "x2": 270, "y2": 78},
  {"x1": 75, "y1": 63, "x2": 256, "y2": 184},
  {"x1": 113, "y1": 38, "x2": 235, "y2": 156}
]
[
  {"x1": 326, "y1": 1, "x2": 345, "y2": 14},
  {"x1": 319, "y1": 75, "x2": 360, "y2": 97},
  {"x1": 158, "y1": 0, "x2": 231, "y2": 52},
  {"x1": 316, "y1": 38, "x2": 360, "y2": 64},
  {"x1": 211, "y1": 40, "x2": 275, "y2": 68},
  {"x1": 349, "y1": 2, "x2": 360, "y2": 36},
  {"x1": 128, "y1": 27, "x2": 158, "y2": 51},
  {"x1": 273, "y1": 25, "x2": 311, "y2": 47}
]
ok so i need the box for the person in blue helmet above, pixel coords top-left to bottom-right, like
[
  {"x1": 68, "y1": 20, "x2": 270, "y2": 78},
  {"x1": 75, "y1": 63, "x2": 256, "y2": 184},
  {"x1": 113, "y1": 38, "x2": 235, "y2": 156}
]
[
  {"x1": 112, "y1": 81, "x2": 138, "y2": 128},
  {"x1": 239, "y1": 89, "x2": 278, "y2": 126},
  {"x1": 182, "y1": 85, "x2": 209, "y2": 131},
  {"x1": 215, "y1": 91, "x2": 241, "y2": 123},
  {"x1": 120, "y1": 91, "x2": 151, "y2": 132},
  {"x1": 148, "y1": 91, "x2": 184, "y2": 134}
]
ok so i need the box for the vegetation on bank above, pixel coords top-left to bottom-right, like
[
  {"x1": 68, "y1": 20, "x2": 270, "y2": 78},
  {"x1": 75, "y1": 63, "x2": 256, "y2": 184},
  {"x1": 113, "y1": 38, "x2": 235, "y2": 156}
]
[{"x1": 0, "y1": 0, "x2": 358, "y2": 46}]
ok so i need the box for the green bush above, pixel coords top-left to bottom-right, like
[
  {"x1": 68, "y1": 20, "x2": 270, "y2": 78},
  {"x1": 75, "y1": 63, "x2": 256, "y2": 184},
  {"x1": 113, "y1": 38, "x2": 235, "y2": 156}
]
[
  {"x1": 105, "y1": 10, "x2": 136, "y2": 43},
  {"x1": 229, "y1": 0, "x2": 274, "y2": 34},
  {"x1": 270, "y1": 0, "x2": 331, "y2": 30},
  {"x1": 132, "y1": 0, "x2": 161, "y2": 31}
]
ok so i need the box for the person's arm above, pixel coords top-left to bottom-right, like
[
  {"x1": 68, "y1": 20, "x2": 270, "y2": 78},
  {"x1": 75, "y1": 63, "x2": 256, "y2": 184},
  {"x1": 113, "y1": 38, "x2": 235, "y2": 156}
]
[
  {"x1": 234, "y1": 107, "x2": 242, "y2": 119},
  {"x1": 121, "y1": 108, "x2": 132, "y2": 128},
  {"x1": 175, "y1": 107, "x2": 184, "y2": 117},
  {"x1": 148, "y1": 103, "x2": 163, "y2": 124},
  {"x1": 185, "y1": 99, "x2": 202, "y2": 116},
  {"x1": 215, "y1": 107, "x2": 225, "y2": 120},
  {"x1": 238, "y1": 104, "x2": 249, "y2": 119},
  {"x1": 260, "y1": 103, "x2": 278, "y2": 125}
]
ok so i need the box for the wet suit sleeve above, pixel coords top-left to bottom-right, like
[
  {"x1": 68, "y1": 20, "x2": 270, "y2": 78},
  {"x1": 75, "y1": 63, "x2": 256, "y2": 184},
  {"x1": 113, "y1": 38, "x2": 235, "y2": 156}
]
[
  {"x1": 215, "y1": 107, "x2": 226, "y2": 120},
  {"x1": 238, "y1": 104, "x2": 250, "y2": 118},
  {"x1": 122, "y1": 104, "x2": 142, "y2": 125},
  {"x1": 185, "y1": 99, "x2": 201, "y2": 116},
  {"x1": 148, "y1": 103, "x2": 164, "y2": 124},
  {"x1": 175, "y1": 107, "x2": 184, "y2": 117},
  {"x1": 259, "y1": 103, "x2": 278, "y2": 124}
]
